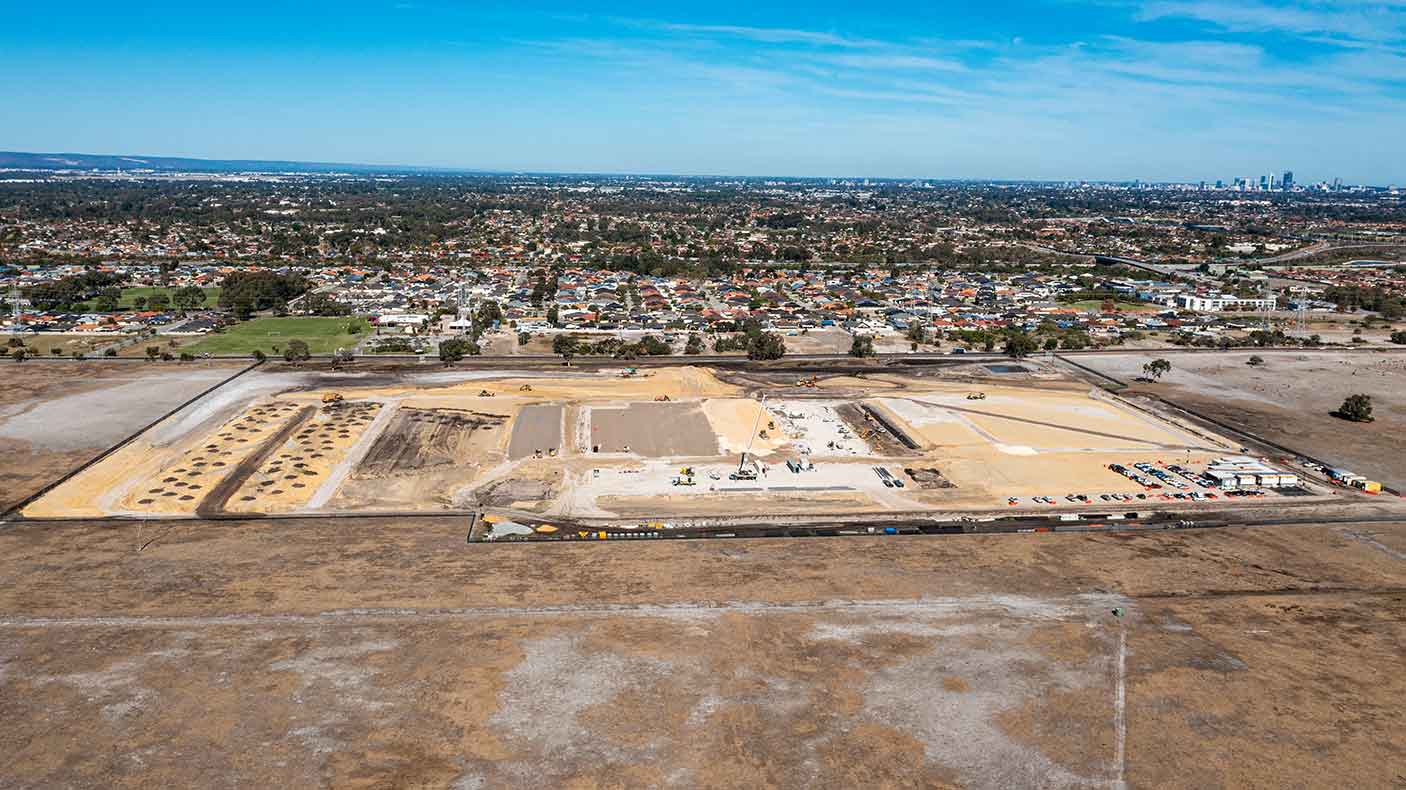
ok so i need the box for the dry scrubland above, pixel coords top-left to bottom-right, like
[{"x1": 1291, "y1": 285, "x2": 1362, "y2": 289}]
[
  {"x1": 1078, "y1": 351, "x2": 1406, "y2": 489},
  {"x1": 20, "y1": 361, "x2": 1277, "y2": 521},
  {"x1": 0, "y1": 516, "x2": 1403, "y2": 788}
]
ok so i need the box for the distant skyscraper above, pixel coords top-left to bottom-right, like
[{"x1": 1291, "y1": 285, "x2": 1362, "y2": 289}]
[{"x1": 1282, "y1": 170, "x2": 1294, "y2": 190}]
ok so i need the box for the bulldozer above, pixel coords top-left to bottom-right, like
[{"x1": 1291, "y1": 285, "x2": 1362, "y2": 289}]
[
  {"x1": 321, "y1": 392, "x2": 344, "y2": 404},
  {"x1": 519, "y1": 384, "x2": 533, "y2": 392},
  {"x1": 479, "y1": 389, "x2": 495, "y2": 397},
  {"x1": 654, "y1": 394, "x2": 671, "y2": 402}
]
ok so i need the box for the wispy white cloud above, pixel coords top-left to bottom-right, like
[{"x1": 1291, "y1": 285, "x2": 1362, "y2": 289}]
[
  {"x1": 640, "y1": 21, "x2": 881, "y2": 49},
  {"x1": 821, "y1": 53, "x2": 968, "y2": 72},
  {"x1": 1138, "y1": 0, "x2": 1406, "y2": 43}
]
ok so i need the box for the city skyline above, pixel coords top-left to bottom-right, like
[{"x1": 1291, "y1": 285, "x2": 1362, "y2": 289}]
[{"x1": 3, "y1": 1, "x2": 1405, "y2": 183}]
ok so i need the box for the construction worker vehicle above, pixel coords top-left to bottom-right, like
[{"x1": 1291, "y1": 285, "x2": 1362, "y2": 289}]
[
  {"x1": 966, "y1": 392, "x2": 987, "y2": 400},
  {"x1": 321, "y1": 393, "x2": 344, "y2": 404}
]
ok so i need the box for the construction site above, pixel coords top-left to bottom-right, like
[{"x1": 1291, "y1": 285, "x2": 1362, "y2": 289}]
[
  {"x1": 19, "y1": 359, "x2": 1348, "y2": 537},
  {"x1": 2, "y1": 355, "x2": 1404, "y2": 790}
]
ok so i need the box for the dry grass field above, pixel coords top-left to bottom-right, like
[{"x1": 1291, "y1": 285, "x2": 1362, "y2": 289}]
[{"x1": 0, "y1": 516, "x2": 1402, "y2": 788}]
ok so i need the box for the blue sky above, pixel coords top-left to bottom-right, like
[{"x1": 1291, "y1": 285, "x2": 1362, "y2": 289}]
[{"x1": 3, "y1": 1, "x2": 1404, "y2": 182}]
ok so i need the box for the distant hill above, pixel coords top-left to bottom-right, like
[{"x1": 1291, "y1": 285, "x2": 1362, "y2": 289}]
[{"x1": 0, "y1": 150, "x2": 474, "y2": 175}]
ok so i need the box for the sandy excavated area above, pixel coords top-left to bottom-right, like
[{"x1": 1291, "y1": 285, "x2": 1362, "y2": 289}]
[
  {"x1": 18, "y1": 364, "x2": 1285, "y2": 518},
  {"x1": 124, "y1": 401, "x2": 309, "y2": 515},
  {"x1": 2, "y1": 517, "x2": 1404, "y2": 788},
  {"x1": 23, "y1": 399, "x2": 308, "y2": 519},
  {"x1": 701, "y1": 397, "x2": 788, "y2": 455},
  {"x1": 883, "y1": 387, "x2": 1211, "y2": 453},
  {"x1": 335, "y1": 407, "x2": 513, "y2": 512},
  {"x1": 226, "y1": 401, "x2": 382, "y2": 513}
]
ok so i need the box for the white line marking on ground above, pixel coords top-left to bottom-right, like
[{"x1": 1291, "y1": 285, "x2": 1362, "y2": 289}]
[
  {"x1": 1113, "y1": 622, "x2": 1128, "y2": 790},
  {"x1": 0, "y1": 593, "x2": 1129, "y2": 630}
]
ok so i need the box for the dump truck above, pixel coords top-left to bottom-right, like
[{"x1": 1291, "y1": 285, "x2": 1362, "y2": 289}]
[{"x1": 966, "y1": 392, "x2": 986, "y2": 400}]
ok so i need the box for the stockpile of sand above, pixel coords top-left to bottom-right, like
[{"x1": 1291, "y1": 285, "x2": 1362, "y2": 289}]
[{"x1": 702, "y1": 398, "x2": 787, "y2": 455}]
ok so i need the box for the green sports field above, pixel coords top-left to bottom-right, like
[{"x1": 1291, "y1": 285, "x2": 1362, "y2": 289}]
[
  {"x1": 81, "y1": 286, "x2": 221, "y2": 311},
  {"x1": 184, "y1": 316, "x2": 368, "y2": 356},
  {"x1": 1067, "y1": 299, "x2": 1160, "y2": 313}
]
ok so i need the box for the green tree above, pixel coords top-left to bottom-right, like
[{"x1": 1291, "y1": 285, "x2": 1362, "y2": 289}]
[
  {"x1": 552, "y1": 334, "x2": 577, "y2": 366},
  {"x1": 252, "y1": 349, "x2": 267, "y2": 362},
  {"x1": 1142, "y1": 358, "x2": 1172, "y2": 381},
  {"x1": 1004, "y1": 332, "x2": 1038, "y2": 359},
  {"x1": 132, "y1": 296, "x2": 149, "y2": 311},
  {"x1": 11, "y1": 347, "x2": 26, "y2": 363},
  {"x1": 518, "y1": 331, "x2": 530, "y2": 346},
  {"x1": 849, "y1": 334, "x2": 876, "y2": 358},
  {"x1": 173, "y1": 285, "x2": 206, "y2": 312},
  {"x1": 747, "y1": 331, "x2": 786, "y2": 361},
  {"x1": 1337, "y1": 394, "x2": 1373, "y2": 422},
  {"x1": 283, "y1": 338, "x2": 311, "y2": 363},
  {"x1": 147, "y1": 292, "x2": 171, "y2": 312},
  {"x1": 685, "y1": 333, "x2": 704, "y2": 355},
  {"x1": 144, "y1": 345, "x2": 161, "y2": 361},
  {"x1": 438, "y1": 338, "x2": 475, "y2": 365},
  {"x1": 94, "y1": 287, "x2": 121, "y2": 312},
  {"x1": 1391, "y1": 330, "x2": 1406, "y2": 345}
]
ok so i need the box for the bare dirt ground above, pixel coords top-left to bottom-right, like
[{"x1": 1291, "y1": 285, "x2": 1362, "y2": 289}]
[
  {"x1": 0, "y1": 362, "x2": 245, "y2": 513},
  {"x1": 589, "y1": 402, "x2": 720, "y2": 457},
  {"x1": 507, "y1": 404, "x2": 563, "y2": 459},
  {"x1": 1076, "y1": 351, "x2": 1406, "y2": 488},
  {"x1": 0, "y1": 517, "x2": 1402, "y2": 788}
]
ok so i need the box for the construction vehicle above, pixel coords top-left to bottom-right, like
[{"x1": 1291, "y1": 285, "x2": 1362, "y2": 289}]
[
  {"x1": 519, "y1": 384, "x2": 533, "y2": 392},
  {"x1": 621, "y1": 367, "x2": 638, "y2": 378},
  {"x1": 479, "y1": 389, "x2": 494, "y2": 397},
  {"x1": 321, "y1": 392, "x2": 344, "y2": 404},
  {"x1": 654, "y1": 394, "x2": 671, "y2": 402},
  {"x1": 671, "y1": 476, "x2": 696, "y2": 486},
  {"x1": 796, "y1": 375, "x2": 818, "y2": 388},
  {"x1": 679, "y1": 466, "x2": 695, "y2": 477},
  {"x1": 966, "y1": 392, "x2": 987, "y2": 400}
]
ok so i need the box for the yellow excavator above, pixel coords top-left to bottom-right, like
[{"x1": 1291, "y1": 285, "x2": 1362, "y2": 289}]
[{"x1": 321, "y1": 392, "x2": 344, "y2": 404}]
